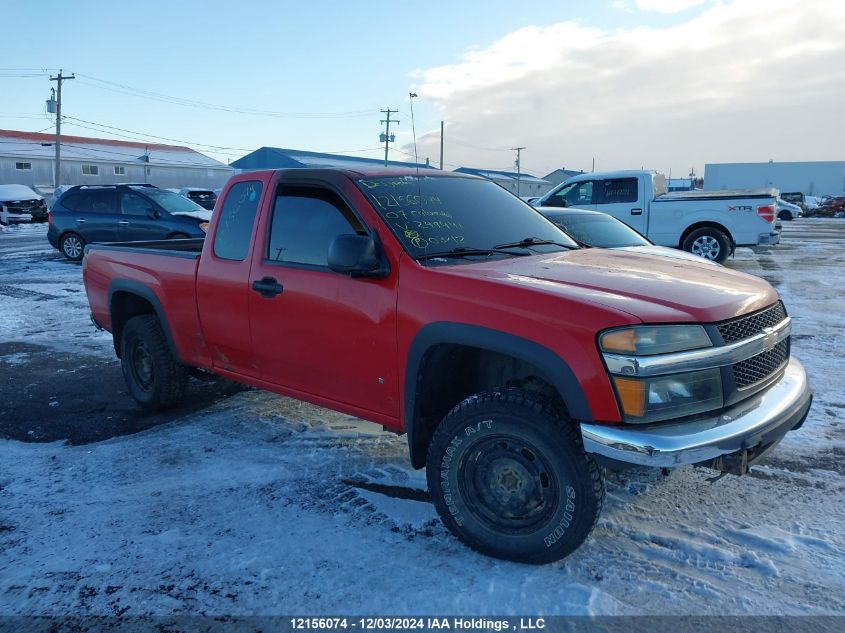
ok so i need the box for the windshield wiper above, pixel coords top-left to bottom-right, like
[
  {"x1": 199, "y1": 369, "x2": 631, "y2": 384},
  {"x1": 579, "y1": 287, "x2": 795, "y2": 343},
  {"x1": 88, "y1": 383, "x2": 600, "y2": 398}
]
[
  {"x1": 416, "y1": 246, "x2": 532, "y2": 261},
  {"x1": 493, "y1": 237, "x2": 578, "y2": 250}
]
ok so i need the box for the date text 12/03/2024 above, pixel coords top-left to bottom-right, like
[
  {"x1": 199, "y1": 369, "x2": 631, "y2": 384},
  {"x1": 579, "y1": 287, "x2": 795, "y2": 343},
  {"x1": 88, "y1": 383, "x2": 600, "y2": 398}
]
[{"x1": 290, "y1": 617, "x2": 546, "y2": 631}]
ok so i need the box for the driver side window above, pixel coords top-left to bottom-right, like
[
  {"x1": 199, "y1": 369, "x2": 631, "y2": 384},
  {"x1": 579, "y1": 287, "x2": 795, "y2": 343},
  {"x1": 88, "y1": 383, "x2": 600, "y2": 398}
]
[{"x1": 543, "y1": 181, "x2": 593, "y2": 207}]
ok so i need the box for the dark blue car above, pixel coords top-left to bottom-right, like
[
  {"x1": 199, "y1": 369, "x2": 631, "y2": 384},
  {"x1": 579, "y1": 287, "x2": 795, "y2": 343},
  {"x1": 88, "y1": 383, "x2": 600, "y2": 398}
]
[{"x1": 48, "y1": 184, "x2": 212, "y2": 261}]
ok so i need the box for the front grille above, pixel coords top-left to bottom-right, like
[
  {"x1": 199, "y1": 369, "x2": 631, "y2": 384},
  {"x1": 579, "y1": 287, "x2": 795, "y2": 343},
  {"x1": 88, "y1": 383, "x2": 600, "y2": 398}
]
[
  {"x1": 717, "y1": 301, "x2": 787, "y2": 343},
  {"x1": 733, "y1": 340, "x2": 789, "y2": 389}
]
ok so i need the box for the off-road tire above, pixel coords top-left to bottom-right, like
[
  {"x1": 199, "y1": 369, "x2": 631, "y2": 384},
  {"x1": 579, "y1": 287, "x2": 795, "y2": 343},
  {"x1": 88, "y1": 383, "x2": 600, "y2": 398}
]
[
  {"x1": 426, "y1": 389, "x2": 604, "y2": 564},
  {"x1": 120, "y1": 314, "x2": 187, "y2": 411},
  {"x1": 59, "y1": 232, "x2": 86, "y2": 261},
  {"x1": 682, "y1": 227, "x2": 731, "y2": 263}
]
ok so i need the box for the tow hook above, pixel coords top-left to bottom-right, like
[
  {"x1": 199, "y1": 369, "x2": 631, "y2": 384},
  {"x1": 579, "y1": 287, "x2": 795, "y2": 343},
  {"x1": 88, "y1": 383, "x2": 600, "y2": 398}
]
[{"x1": 707, "y1": 449, "x2": 749, "y2": 476}]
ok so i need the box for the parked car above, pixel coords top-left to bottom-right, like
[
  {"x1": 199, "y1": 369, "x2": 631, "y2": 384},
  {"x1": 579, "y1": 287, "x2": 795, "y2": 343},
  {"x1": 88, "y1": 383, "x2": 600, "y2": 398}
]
[
  {"x1": 540, "y1": 207, "x2": 718, "y2": 264},
  {"x1": 533, "y1": 170, "x2": 780, "y2": 263},
  {"x1": 0, "y1": 184, "x2": 48, "y2": 224},
  {"x1": 775, "y1": 197, "x2": 802, "y2": 221},
  {"x1": 83, "y1": 168, "x2": 811, "y2": 564},
  {"x1": 48, "y1": 184, "x2": 212, "y2": 261},
  {"x1": 178, "y1": 187, "x2": 217, "y2": 210}
]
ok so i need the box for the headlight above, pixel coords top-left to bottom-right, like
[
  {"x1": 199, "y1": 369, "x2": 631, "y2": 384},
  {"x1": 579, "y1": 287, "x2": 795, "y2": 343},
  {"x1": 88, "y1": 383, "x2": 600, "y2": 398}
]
[
  {"x1": 611, "y1": 369, "x2": 723, "y2": 424},
  {"x1": 600, "y1": 325, "x2": 721, "y2": 423},
  {"x1": 600, "y1": 325, "x2": 711, "y2": 355},
  {"x1": 199, "y1": 222, "x2": 209, "y2": 233}
]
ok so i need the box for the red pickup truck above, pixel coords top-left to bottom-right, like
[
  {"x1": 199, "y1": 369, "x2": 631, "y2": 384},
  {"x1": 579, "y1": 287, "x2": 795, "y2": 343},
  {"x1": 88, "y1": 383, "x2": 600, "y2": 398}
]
[{"x1": 83, "y1": 168, "x2": 812, "y2": 564}]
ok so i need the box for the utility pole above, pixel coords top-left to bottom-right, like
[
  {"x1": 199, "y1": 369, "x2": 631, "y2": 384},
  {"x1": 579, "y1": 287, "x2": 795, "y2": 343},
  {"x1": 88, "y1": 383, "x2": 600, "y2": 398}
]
[
  {"x1": 511, "y1": 147, "x2": 525, "y2": 196},
  {"x1": 380, "y1": 108, "x2": 399, "y2": 166},
  {"x1": 439, "y1": 120, "x2": 444, "y2": 170},
  {"x1": 49, "y1": 69, "x2": 75, "y2": 187}
]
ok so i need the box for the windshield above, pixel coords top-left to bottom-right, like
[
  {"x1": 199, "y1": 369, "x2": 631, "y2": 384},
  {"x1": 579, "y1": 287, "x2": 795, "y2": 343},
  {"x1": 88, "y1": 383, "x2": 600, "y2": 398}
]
[
  {"x1": 357, "y1": 176, "x2": 577, "y2": 262},
  {"x1": 544, "y1": 212, "x2": 650, "y2": 248},
  {"x1": 140, "y1": 188, "x2": 207, "y2": 214}
]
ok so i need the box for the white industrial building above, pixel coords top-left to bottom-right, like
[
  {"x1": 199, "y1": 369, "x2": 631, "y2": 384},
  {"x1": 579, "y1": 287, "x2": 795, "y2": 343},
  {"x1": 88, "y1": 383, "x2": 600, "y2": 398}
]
[
  {"x1": 0, "y1": 129, "x2": 233, "y2": 192},
  {"x1": 704, "y1": 161, "x2": 845, "y2": 196},
  {"x1": 454, "y1": 167, "x2": 552, "y2": 197}
]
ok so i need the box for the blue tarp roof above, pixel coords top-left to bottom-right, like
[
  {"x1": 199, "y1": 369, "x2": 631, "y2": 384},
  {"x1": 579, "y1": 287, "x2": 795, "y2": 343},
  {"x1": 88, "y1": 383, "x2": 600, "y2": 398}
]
[{"x1": 231, "y1": 147, "x2": 433, "y2": 171}]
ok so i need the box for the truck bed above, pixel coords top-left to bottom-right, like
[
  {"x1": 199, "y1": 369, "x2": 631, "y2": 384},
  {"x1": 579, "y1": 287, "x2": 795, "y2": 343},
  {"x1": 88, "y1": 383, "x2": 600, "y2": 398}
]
[
  {"x1": 84, "y1": 239, "x2": 209, "y2": 368},
  {"x1": 655, "y1": 188, "x2": 778, "y2": 202},
  {"x1": 87, "y1": 238, "x2": 205, "y2": 258}
]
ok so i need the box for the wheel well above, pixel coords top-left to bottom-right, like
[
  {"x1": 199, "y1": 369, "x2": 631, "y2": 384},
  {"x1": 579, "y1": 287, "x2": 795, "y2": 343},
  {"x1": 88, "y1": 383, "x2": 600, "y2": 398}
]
[
  {"x1": 679, "y1": 222, "x2": 734, "y2": 249},
  {"x1": 409, "y1": 343, "x2": 567, "y2": 468},
  {"x1": 110, "y1": 291, "x2": 157, "y2": 357}
]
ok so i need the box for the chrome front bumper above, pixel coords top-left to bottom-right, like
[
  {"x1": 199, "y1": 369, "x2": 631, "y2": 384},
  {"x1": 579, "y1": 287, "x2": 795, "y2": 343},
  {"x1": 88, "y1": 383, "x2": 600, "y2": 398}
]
[{"x1": 581, "y1": 357, "x2": 812, "y2": 468}]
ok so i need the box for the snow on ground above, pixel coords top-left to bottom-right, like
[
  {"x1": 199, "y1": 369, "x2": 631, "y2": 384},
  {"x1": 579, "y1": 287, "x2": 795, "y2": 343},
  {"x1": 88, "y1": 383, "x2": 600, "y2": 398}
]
[{"x1": 1, "y1": 220, "x2": 843, "y2": 616}]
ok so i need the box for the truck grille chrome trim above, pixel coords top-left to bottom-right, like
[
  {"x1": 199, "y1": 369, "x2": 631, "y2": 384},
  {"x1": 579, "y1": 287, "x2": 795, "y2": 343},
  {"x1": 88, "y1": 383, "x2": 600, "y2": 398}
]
[
  {"x1": 603, "y1": 316, "x2": 791, "y2": 378},
  {"x1": 717, "y1": 301, "x2": 787, "y2": 343}
]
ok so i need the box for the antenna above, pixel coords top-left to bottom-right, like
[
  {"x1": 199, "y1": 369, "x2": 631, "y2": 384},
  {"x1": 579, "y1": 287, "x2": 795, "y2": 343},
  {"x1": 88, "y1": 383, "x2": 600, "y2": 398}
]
[
  {"x1": 409, "y1": 93, "x2": 420, "y2": 176},
  {"x1": 409, "y1": 92, "x2": 426, "y2": 249}
]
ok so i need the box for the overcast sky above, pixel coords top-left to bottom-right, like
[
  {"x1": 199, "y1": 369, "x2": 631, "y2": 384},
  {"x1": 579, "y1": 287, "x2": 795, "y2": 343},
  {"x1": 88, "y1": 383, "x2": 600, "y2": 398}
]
[{"x1": 1, "y1": 0, "x2": 842, "y2": 179}]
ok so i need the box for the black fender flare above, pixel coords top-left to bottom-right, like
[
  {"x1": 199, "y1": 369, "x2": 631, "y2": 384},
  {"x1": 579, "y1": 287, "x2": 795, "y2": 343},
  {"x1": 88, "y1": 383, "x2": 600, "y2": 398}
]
[
  {"x1": 404, "y1": 322, "x2": 591, "y2": 467},
  {"x1": 107, "y1": 280, "x2": 180, "y2": 360}
]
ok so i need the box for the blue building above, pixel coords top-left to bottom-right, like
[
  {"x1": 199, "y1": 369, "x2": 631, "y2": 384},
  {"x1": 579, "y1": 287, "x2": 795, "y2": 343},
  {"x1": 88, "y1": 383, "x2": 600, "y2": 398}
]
[{"x1": 231, "y1": 147, "x2": 433, "y2": 171}]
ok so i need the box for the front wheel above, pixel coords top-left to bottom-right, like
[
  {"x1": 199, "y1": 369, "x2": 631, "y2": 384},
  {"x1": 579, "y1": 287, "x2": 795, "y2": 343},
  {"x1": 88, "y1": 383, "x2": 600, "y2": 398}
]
[
  {"x1": 120, "y1": 314, "x2": 187, "y2": 411},
  {"x1": 777, "y1": 210, "x2": 793, "y2": 221},
  {"x1": 682, "y1": 227, "x2": 731, "y2": 263},
  {"x1": 426, "y1": 389, "x2": 604, "y2": 564}
]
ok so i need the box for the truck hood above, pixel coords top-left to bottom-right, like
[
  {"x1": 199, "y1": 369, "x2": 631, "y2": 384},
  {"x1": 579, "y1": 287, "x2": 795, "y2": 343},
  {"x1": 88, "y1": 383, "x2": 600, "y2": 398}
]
[
  {"x1": 443, "y1": 249, "x2": 778, "y2": 323},
  {"x1": 0, "y1": 184, "x2": 42, "y2": 203}
]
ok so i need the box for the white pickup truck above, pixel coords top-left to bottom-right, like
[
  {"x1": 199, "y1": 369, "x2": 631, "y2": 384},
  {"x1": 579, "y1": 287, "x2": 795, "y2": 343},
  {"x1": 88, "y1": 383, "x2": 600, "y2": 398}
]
[{"x1": 533, "y1": 170, "x2": 780, "y2": 263}]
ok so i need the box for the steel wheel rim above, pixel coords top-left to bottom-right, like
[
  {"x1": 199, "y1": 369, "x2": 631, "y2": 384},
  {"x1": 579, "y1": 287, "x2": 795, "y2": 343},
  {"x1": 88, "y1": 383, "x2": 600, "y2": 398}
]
[
  {"x1": 458, "y1": 434, "x2": 558, "y2": 533},
  {"x1": 129, "y1": 340, "x2": 155, "y2": 392},
  {"x1": 691, "y1": 235, "x2": 720, "y2": 260},
  {"x1": 63, "y1": 236, "x2": 82, "y2": 258}
]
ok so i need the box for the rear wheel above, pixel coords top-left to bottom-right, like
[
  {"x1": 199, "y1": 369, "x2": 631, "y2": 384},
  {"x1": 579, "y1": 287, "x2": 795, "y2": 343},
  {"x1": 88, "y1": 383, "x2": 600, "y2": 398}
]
[
  {"x1": 120, "y1": 314, "x2": 187, "y2": 411},
  {"x1": 59, "y1": 233, "x2": 86, "y2": 261},
  {"x1": 426, "y1": 389, "x2": 604, "y2": 564},
  {"x1": 682, "y1": 227, "x2": 731, "y2": 263}
]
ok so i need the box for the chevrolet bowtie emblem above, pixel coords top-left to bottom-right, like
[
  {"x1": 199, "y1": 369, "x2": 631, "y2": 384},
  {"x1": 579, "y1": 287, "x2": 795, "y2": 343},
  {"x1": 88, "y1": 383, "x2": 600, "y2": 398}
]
[{"x1": 762, "y1": 326, "x2": 778, "y2": 351}]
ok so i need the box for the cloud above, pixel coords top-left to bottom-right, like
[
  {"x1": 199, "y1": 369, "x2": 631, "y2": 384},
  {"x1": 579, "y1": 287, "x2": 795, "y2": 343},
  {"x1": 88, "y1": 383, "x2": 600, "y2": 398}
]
[{"x1": 409, "y1": 0, "x2": 845, "y2": 178}]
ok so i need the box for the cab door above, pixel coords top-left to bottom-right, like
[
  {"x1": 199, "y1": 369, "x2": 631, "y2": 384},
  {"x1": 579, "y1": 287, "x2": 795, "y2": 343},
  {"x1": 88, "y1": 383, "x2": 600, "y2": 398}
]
[
  {"x1": 247, "y1": 181, "x2": 399, "y2": 418},
  {"x1": 593, "y1": 177, "x2": 646, "y2": 233},
  {"x1": 196, "y1": 178, "x2": 267, "y2": 376}
]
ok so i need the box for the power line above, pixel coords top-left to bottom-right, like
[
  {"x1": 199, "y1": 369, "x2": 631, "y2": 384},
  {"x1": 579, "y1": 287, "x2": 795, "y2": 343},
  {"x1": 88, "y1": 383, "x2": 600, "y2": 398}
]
[{"x1": 74, "y1": 73, "x2": 377, "y2": 119}]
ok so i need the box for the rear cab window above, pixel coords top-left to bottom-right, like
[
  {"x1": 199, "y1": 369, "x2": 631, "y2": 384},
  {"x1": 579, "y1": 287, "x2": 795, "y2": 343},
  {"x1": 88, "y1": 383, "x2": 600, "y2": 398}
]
[
  {"x1": 213, "y1": 181, "x2": 263, "y2": 261},
  {"x1": 596, "y1": 178, "x2": 638, "y2": 204}
]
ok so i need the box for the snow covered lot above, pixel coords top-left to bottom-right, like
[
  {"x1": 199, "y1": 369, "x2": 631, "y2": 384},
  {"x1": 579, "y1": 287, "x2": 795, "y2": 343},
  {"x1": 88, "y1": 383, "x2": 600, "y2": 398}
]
[{"x1": 0, "y1": 221, "x2": 843, "y2": 617}]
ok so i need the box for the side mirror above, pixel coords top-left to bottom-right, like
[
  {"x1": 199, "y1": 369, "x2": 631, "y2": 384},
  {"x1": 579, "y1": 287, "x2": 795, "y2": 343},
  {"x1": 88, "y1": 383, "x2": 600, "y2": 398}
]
[
  {"x1": 147, "y1": 208, "x2": 159, "y2": 219},
  {"x1": 327, "y1": 234, "x2": 386, "y2": 278}
]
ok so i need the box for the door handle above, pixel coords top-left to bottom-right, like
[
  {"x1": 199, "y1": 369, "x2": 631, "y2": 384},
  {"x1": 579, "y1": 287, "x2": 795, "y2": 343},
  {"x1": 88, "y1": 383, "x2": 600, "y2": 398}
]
[
  {"x1": 76, "y1": 218, "x2": 86, "y2": 223},
  {"x1": 252, "y1": 276, "x2": 284, "y2": 298},
  {"x1": 631, "y1": 208, "x2": 643, "y2": 215},
  {"x1": 118, "y1": 220, "x2": 130, "y2": 225}
]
